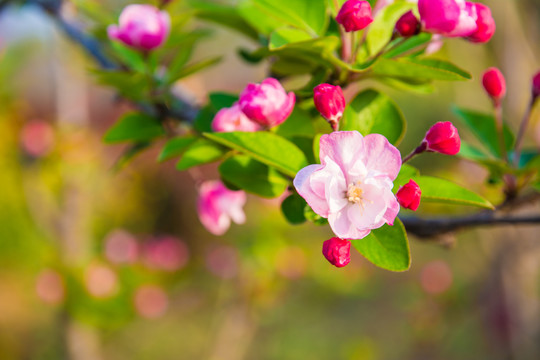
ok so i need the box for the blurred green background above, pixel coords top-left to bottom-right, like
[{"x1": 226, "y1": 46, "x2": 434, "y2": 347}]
[{"x1": 0, "y1": 1, "x2": 539, "y2": 359}]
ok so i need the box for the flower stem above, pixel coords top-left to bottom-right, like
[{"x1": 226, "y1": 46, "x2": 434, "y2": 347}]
[
  {"x1": 513, "y1": 99, "x2": 535, "y2": 167},
  {"x1": 402, "y1": 142, "x2": 427, "y2": 164},
  {"x1": 493, "y1": 101, "x2": 509, "y2": 163}
]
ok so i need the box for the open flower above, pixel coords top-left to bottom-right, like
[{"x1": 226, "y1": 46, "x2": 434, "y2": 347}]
[
  {"x1": 419, "y1": 0, "x2": 478, "y2": 38},
  {"x1": 294, "y1": 131, "x2": 401, "y2": 239},
  {"x1": 212, "y1": 103, "x2": 261, "y2": 132},
  {"x1": 197, "y1": 181, "x2": 247, "y2": 236}
]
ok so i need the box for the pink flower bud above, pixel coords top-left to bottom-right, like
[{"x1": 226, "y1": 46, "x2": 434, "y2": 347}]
[
  {"x1": 482, "y1": 67, "x2": 506, "y2": 102},
  {"x1": 532, "y1": 71, "x2": 540, "y2": 101},
  {"x1": 466, "y1": 3, "x2": 495, "y2": 43},
  {"x1": 395, "y1": 11, "x2": 420, "y2": 37},
  {"x1": 322, "y1": 238, "x2": 351, "y2": 268},
  {"x1": 108, "y1": 5, "x2": 170, "y2": 51},
  {"x1": 197, "y1": 181, "x2": 247, "y2": 236},
  {"x1": 313, "y1": 84, "x2": 345, "y2": 131},
  {"x1": 396, "y1": 179, "x2": 421, "y2": 211},
  {"x1": 419, "y1": 0, "x2": 477, "y2": 38},
  {"x1": 423, "y1": 121, "x2": 461, "y2": 155},
  {"x1": 238, "y1": 78, "x2": 295, "y2": 128},
  {"x1": 212, "y1": 103, "x2": 261, "y2": 132},
  {"x1": 336, "y1": 0, "x2": 374, "y2": 33}
]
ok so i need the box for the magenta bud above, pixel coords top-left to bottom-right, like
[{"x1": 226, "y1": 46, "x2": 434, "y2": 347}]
[
  {"x1": 322, "y1": 238, "x2": 351, "y2": 268},
  {"x1": 419, "y1": 0, "x2": 461, "y2": 34},
  {"x1": 396, "y1": 179, "x2": 421, "y2": 211},
  {"x1": 108, "y1": 4, "x2": 170, "y2": 51},
  {"x1": 466, "y1": 3, "x2": 496, "y2": 43},
  {"x1": 423, "y1": 121, "x2": 461, "y2": 155},
  {"x1": 336, "y1": 0, "x2": 374, "y2": 33},
  {"x1": 395, "y1": 11, "x2": 420, "y2": 37},
  {"x1": 532, "y1": 71, "x2": 540, "y2": 101},
  {"x1": 238, "y1": 78, "x2": 295, "y2": 128},
  {"x1": 313, "y1": 84, "x2": 345, "y2": 131},
  {"x1": 482, "y1": 67, "x2": 506, "y2": 102}
]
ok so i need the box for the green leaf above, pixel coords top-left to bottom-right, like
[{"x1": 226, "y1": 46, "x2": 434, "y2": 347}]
[
  {"x1": 377, "y1": 77, "x2": 435, "y2": 94},
  {"x1": 351, "y1": 218, "x2": 410, "y2": 272},
  {"x1": 167, "y1": 56, "x2": 222, "y2": 84},
  {"x1": 393, "y1": 164, "x2": 420, "y2": 191},
  {"x1": 341, "y1": 89, "x2": 406, "y2": 145},
  {"x1": 238, "y1": 0, "x2": 285, "y2": 35},
  {"x1": 91, "y1": 70, "x2": 148, "y2": 101},
  {"x1": 269, "y1": 27, "x2": 312, "y2": 49},
  {"x1": 209, "y1": 92, "x2": 238, "y2": 109},
  {"x1": 240, "y1": 0, "x2": 328, "y2": 37},
  {"x1": 176, "y1": 139, "x2": 228, "y2": 171},
  {"x1": 188, "y1": 0, "x2": 259, "y2": 40},
  {"x1": 219, "y1": 155, "x2": 289, "y2": 198},
  {"x1": 373, "y1": 58, "x2": 472, "y2": 81},
  {"x1": 158, "y1": 136, "x2": 197, "y2": 162},
  {"x1": 268, "y1": 36, "x2": 342, "y2": 72},
  {"x1": 281, "y1": 193, "x2": 307, "y2": 224},
  {"x1": 113, "y1": 142, "x2": 151, "y2": 171},
  {"x1": 274, "y1": 108, "x2": 315, "y2": 137},
  {"x1": 304, "y1": 204, "x2": 328, "y2": 225},
  {"x1": 453, "y1": 107, "x2": 515, "y2": 159},
  {"x1": 383, "y1": 33, "x2": 433, "y2": 59},
  {"x1": 104, "y1": 113, "x2": 165, "y2": 143},
  {"x1": 367, "y1": 1, "x2": 416, "y2": 56},
  {"x1": 204, "y1": 132, "x2": 309, "y2": 177},
  {"x1": 413, "y1": 175, "x2": 494, "y2": 209},
  {"x1": 110, "y1": 42, "x2": 146, "y2": 73}
]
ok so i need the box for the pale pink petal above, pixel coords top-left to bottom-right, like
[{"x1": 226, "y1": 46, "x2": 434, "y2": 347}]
[
  {"x1": 361, "y1": 134, "x2": 402, "y2": 180},
  {"x1": 293, "y1": 164, "x2": 330, "y2": 217},
  {"x1": 328, "y1": 209, "x2": 371, "y2": 239},
  {"x1": 382, "y1": 188, "x2": 400, "y2": 226},
  {"x1": 319, "y1": 131, "x2": 365, "y2": 178}
]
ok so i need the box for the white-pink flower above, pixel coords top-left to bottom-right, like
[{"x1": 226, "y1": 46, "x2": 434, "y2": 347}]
[
  {"x1": 211, "y1": 103, "x2": 261, "y2": 132},
  {"x1": 294, "y1": 131, "x2": 401, "y2": 239},
  {"x1": 197, "y1": 181, "x2": 247, "y2": 236}
]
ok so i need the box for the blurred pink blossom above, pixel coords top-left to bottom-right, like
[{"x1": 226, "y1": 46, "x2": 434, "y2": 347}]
[
  {"x1": 197, "y1": 181, "x2": 247, "y2": 236},
  {"x1": 108, "y1": 4, "x2": 170, "y2": 51},
  {"x1": 85, "y1": 264, "x2": 118, "y2": 298},
  {"x1": 205, "y1": 246, "x2": 239, "y2": 279},
  {"x1": 420, "y1": 260, "x2": 453, "y2": 294},
  {"x1": 294, "y1": 131, "x2": 401, "y2": 239},
  {"x1": 104, "y1": 229, "x2": 139, "y2": 264},
  {"x1": 142, "y1": 236, "x2": 189, "y2": 271},
  {"x1": 36, "y1": 269, "x2": 65, "y2": 305},
  {"x1": 134, "y1": 285, "x2": 169, "y2": 319},
  {"x1": 211, "y1": 103, "x2": 261, "y2": 132},
  {"x1": 20, "y1": 120, "x2": 54, "y2": 157}
]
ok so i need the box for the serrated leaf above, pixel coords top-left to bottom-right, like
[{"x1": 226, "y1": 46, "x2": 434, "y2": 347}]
[
  {"x1": 219, "y1": 155, "x2": 289, "y2": 198},
  {"x1": 373, "y1": 58, "x2": 472, "y2": 81},
  {"x1": 281, "y1": 193, "x2": 307, "y2": 224},
  {"x1": 158, "y1": 136, "x2": 197, "y2": 162},
  {"x1": 351, "y1": 218, "x2": 410, "y2": 272},
  {"x1": 341, "y1": 89, "x2": 406, "y2": 145},
  {"x1": 413, "y1": 175, "x2": 494, "y2": 209},
  {"x1": 453, "y1": 107, "x2": 515, "y2": 159},
  {"x1": 367, "y1": 1, "x2": 416, "y2": 55},
  {"x1": 176, "y1": 138, "x2": 228, "y2": 171},
  {"x1": 203, "y1": 132, "x2": 309, "y2": 177},
  {"x1": 104, "y1": 113, "x2": 165, "y2": 143}
]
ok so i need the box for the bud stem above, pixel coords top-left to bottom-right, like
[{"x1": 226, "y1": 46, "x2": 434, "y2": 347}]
[
  {"x1": 493, "y1": 101, "x2": 509, "y2": 163},
  {"x1": 402, "y1": 142, "x2": 427, "y2": 163},
  {"x1": 513, "y1": 99, "x2": 535, "y2": 167}
]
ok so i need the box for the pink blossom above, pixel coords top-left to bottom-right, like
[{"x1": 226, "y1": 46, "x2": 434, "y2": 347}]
[
  {"x1": 238, "y1": 78, "x2": 295, "y2": 128},
  {"x1": 108, "y1": 5, "x2": 170, "y2": 51},
  {"x1": 20, "y1": 120, "x2": 55, "y2": 157},
  {"x1": 322, "y1": 238, "x2": 351, "y2": 268},
  {"x1": 423, "y1": 122, "x2": 461, "y2": 155},
  {"x1": 197, "y1": 181, "x2": 247, "y2": 236},
  {"x1": 482, "y1": 67, "x2": 506, "y2": 102},
  {"x1": 134, "y1": 285, "x2": 169, "y2": 319},
  {"x1": 313, "y1": 84, "x2": 345, "y2": 131},
  {"x1": 336, "y1": 0, "x2": 374, "y2": 33},
  {"x1": 294, "y1": 131, "x2": 401, "y2": 239},
  {"x1": 211, "y1": 103, "x2": 261, "y2": 132},
  {"x1": 419, "y1": 0, "x2": 477, "y2": 38},
  {"x1": 466, "y1": 3, "x2": 495, "y2": 43},
  {"x1": 142, "y1": 236, "x2": 189, "y2": 271},
  {"x1": 396, "y1": 179, "x2": 421, "y2": 211}
]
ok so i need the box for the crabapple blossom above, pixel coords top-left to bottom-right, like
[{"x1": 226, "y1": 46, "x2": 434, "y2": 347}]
[
  {"x1": 482, "y1": 67, "x2": 506, "y2": 103},
  {"x1": 313, "y1": 84, "x2": 346, "y2": 131},
  {"x1": 322, "y1": 238, "x2": 351, "y2": 268},
  {"x1": 212, "y1": 103, "x2": 261, "y2": 132},
  {"x1": 238, "y1": 78, "x2": 295, "y2": 128},
  {"x1": 197, "y1": 181, "x2": 247, "y2": 236},
  {"x1": 423, "y1": 122, "x2": 461, "y2": 155},
  {"x1": 396, "y1": 179, "x2": 421, "y2": 211},
  {"x1": 419, "y1": 0, "x2": 478, "y2": 38},
  {"x1": 336, "y1": 0, "x2": 374, "y2": 32},
  {"x1": 108, "y1": 4, "x2": 170, "y2": 51},
  {"x1": 466, "y1": 3, "x2": 495, "y2": 43},
  {"x1": 294, "y1": 131, "x2": 401, "y2": 239}
]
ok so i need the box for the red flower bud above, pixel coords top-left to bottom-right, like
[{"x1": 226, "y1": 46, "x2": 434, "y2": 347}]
[
  {"x1": 423, "y1": 121, "x2": 461, "y2": 155},
  {"x1": 466, "y1": 3, "x2": 496, "y2": 43},
  {"x1": 336, "y1": 0, "x2": 373, "y2": 33},
  {"x1": 322, "y1": 238, "x2": 351, "y2": 268},
  {"x1": 482, "y1": 67, "x2": 506, "y2": 102},
  {"x1": 313, "y1": 84, "x2": 346, "y2": 131},
  {"x1": 532, "y1": 71, "x2": 540, "y2": 101},
  {"x1": 396, "y1": 179, "x2": 421, "y2": 211},
  {"x1": 395, "y1": 11, "x2": 420, "y2": 37}
]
